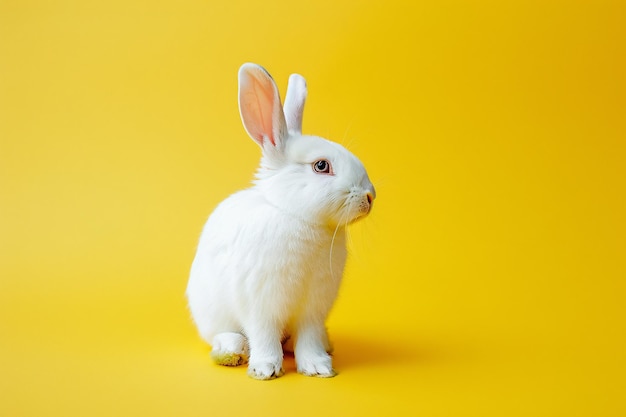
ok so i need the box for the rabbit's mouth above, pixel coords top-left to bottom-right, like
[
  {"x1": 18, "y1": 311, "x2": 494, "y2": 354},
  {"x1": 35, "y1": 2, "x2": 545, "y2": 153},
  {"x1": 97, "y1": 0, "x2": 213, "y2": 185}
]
[
  {"x1": 341, "y1": 191, "x2": 374, "y2": 225},
  {"x1": 358, "y1": 194, "x2": 374, "y2": 217}
]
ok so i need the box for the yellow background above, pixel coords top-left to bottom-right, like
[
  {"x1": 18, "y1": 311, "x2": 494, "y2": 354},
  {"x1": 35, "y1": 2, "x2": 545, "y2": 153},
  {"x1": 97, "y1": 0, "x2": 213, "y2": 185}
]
[{"x1": 1, "y1": 0, "x2": 625, "y2": 415}]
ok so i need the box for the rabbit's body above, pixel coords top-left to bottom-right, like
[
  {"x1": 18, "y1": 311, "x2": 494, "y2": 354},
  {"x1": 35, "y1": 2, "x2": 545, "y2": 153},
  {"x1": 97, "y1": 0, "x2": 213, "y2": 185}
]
[
  {"x1": 188, "y1": 186, "x2": 347, "y2": 341},
  {"x1": 188, "y1": 187, "x2": 346, "y2": 377},
  {"x1": 187, "y1": 64, "x2": 374, "y2": 379}
]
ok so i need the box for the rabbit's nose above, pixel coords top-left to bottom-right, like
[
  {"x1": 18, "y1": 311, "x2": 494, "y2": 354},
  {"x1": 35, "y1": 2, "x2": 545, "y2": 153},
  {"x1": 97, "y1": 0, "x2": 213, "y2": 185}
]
[{"x1": 366, "y1": 192, "x2": 374, "y2": 205}]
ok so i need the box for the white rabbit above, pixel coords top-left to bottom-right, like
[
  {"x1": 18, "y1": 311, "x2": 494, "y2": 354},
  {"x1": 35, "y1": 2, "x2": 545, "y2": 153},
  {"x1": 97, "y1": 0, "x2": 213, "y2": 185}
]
[{"x1": 186, "y1": 63, "x2": 375, "y2": 380}]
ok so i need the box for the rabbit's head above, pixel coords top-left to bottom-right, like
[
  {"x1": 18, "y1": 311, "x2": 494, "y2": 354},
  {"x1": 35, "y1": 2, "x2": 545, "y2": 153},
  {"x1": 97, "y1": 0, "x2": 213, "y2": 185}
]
[{"x1": 238, "y1": 63, "x2": 375, "y2": 228}]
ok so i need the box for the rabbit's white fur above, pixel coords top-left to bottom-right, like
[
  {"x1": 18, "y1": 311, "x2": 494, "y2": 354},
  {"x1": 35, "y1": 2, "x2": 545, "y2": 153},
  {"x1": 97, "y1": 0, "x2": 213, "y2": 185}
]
[{"x1": 186, "y1": 63, "x2": 375, "y2": 380}]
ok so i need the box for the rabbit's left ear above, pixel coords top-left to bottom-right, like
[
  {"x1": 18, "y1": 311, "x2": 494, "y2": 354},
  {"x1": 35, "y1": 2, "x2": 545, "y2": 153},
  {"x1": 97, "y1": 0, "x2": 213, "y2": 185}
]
[
  {"x1": 238, "y1": 63, "x2": 288, "y2": 149},
  {"x1": 283, "y1": 73, "x2": 307, "y2": 135}
]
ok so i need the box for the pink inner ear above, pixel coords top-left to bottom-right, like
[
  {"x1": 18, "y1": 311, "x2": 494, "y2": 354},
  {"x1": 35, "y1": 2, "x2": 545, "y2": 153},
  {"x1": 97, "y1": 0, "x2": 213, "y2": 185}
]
[{"x1": 242, "y1": 70, "x2": 277, "y2": 146}]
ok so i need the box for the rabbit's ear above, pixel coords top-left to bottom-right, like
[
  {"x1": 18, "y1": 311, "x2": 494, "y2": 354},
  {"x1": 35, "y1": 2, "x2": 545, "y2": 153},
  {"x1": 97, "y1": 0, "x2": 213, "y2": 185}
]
[
  {"x1": 238, "y1": 63, "x2": 288, "y2": 149},
  {"x1": 283, "y1": 73, "x2": 307, "y2": 135}
]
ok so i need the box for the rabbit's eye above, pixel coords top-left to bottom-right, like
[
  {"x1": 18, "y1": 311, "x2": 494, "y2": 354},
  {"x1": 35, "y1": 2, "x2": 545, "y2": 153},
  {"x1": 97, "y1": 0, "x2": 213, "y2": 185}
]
[{"x1": 313, "y1": 159, "x2": 332, "y2": 174}]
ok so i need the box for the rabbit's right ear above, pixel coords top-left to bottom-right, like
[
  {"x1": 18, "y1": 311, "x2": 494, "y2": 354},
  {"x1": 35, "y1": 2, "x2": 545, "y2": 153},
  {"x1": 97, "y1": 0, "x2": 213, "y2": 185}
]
[
  {"x1": 238, "y1": 63, "x2": 288, "y2": 150},
  {"x1": 283, "y1": 74, "x2": 307, "y2": 135}
]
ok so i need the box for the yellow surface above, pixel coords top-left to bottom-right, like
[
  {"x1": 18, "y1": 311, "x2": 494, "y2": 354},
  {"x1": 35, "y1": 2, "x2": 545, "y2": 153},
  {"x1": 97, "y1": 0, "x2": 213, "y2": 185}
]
[{"x1": 1, "y1": 1, "x2": 625, "y2": 416}]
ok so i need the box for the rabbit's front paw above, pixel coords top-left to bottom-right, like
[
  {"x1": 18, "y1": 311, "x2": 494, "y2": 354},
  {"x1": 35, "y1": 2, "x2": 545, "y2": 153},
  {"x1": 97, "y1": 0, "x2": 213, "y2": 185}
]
[
  {"x1": 247, "y1": 359, "x2": 284, "y2": 380},
  {"x1": 297, "y1": 353, "x2": 336, "y2": 378}
]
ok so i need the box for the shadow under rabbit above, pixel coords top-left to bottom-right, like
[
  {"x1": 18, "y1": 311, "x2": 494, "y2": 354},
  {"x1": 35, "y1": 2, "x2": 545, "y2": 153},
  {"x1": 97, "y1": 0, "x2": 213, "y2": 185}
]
[{"x1": 328, "y1": 332, "x2": 451, "y2": 372}]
